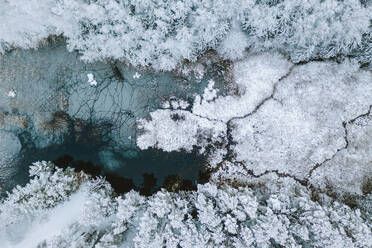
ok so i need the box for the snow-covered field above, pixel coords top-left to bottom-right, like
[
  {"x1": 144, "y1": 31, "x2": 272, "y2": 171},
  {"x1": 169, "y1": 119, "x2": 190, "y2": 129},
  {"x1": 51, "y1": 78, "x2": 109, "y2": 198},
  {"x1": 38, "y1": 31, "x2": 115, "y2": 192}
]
[{"x1": 138, "y1": 53, "x2": 372, "y2": 196}]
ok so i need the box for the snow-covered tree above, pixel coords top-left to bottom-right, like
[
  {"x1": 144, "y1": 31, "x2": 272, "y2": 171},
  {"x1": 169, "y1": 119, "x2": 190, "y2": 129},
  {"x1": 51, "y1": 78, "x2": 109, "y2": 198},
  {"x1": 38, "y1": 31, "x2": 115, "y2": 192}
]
[
  {"x1": 1, "y1": 0, "x2": 371, "y2": 70},
  {"x1": 0, "y1": 162, "x2": 370, "y2": 247}
]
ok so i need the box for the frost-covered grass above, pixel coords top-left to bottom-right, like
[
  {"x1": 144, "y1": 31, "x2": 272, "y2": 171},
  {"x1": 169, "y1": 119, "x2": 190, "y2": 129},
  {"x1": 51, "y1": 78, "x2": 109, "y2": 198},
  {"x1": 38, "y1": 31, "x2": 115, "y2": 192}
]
[
  {"x1": 0, "y1": 161, "x2": 370, "y2": 247},
  {"x1": 1, "y1": 0, "x2": 371, "y2": 70},
  {"x1": 232, "y1": 60, "x2": 372, "y2": 179},
  {"x1": 310, "y1": 111, "x2": 372, "y2": 196}
]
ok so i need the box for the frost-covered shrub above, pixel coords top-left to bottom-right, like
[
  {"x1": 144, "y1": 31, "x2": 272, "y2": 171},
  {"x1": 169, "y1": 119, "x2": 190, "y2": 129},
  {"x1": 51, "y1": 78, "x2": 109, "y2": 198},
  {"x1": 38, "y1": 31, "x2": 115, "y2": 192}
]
[
  {"x1": 242, "y1": 0, "x2": 372, "y2": 63},
  {"x1": 217, "y1": 26, "x2": 249, "y2": 61},
  {"x1": 0, "y1": 161, "x2": 83, "y2": 245},
  {"x1": 1, "y1": 161, "x2": 80, "y2": 211},
  {"x1": 58, "y1": 0, "x2": 233, "y2": 70}
]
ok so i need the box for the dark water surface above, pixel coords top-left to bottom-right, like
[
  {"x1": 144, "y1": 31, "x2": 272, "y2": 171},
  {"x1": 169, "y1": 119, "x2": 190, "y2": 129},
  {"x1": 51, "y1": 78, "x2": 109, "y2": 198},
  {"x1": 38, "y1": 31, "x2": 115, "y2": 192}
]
[{"x1": 10, "y1": 141, "x2": 208, "y2": 196}]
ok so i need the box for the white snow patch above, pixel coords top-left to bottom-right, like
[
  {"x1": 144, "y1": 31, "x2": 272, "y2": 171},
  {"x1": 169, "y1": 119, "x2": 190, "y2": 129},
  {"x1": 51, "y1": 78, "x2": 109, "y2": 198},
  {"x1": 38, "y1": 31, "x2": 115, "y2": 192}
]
[
  {"x1": 137, "y1": 109, "x2": 226, "y2": 152},
  {"x1": 133, "y1": 72, "x2": 141, "y2": 79},
  {"x1": 192, "y1": 53, "x2": 292, "y2": 122},
  {"x1": 7, "y1": 90, "x2": 16, "y2": 98},
  {"x1": 87, "y1": 73, "x2": 98, "y2": 86}
]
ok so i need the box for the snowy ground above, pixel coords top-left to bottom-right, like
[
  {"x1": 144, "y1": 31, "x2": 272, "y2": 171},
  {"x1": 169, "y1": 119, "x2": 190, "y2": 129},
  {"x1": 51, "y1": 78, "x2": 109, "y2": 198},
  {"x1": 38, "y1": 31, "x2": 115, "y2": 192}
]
[{"x1": 137, "y1": 53, "x2": 372, "y2": 197}]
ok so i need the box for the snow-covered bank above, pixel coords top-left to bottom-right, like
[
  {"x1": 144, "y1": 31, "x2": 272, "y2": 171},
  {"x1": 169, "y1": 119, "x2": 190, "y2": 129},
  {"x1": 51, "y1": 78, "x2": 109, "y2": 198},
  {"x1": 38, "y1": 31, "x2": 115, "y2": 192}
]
[{"x1": 0, "y1": 161, "x2": 370, "y2": 247}]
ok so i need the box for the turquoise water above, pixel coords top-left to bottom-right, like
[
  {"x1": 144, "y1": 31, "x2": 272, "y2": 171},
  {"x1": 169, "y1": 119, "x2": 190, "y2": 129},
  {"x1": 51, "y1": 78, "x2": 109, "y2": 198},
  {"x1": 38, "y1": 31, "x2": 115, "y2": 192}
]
[{"x1": 0, "y1": 40, "x2": 226, "y2": 196}]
